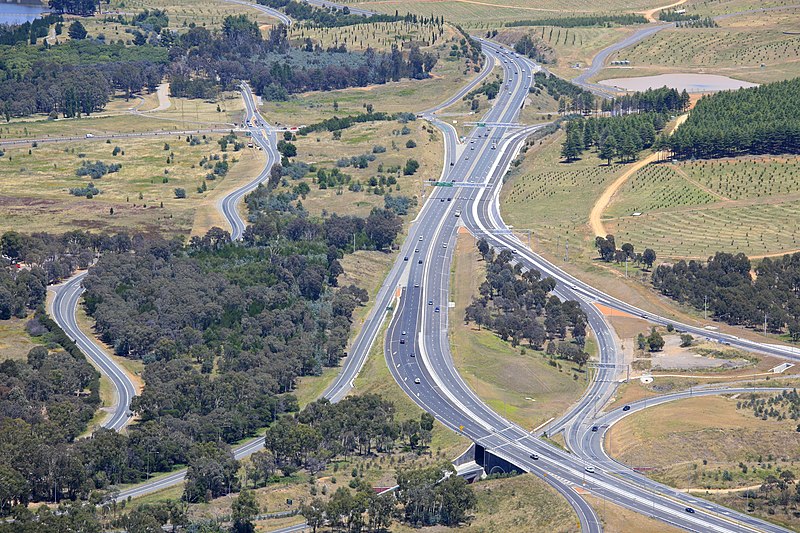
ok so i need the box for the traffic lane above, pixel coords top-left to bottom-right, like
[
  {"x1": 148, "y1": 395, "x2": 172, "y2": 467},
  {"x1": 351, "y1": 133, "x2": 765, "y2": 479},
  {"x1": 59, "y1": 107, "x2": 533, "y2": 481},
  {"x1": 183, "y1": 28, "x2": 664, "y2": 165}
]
[{"x1": 456, "y1": 100, "x2": 788, "y2": 528}]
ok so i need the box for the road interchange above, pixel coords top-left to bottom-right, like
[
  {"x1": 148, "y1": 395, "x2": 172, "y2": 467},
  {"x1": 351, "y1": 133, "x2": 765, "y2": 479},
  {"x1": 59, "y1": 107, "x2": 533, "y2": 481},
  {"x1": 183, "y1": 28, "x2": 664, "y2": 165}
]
[{"x1": 39, "y1": 6, "x2": 800, "y2": 529}]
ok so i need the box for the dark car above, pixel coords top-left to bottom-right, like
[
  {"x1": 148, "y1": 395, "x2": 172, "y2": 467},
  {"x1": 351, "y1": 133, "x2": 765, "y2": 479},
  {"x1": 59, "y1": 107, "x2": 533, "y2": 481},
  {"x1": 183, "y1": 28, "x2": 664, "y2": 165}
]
[
  {"x1": 404, "y1": 257, "x2": 408, "y2": 261},
  {"x1": 530, "y1": 453, "x2": 539, "y2": 460},
  {"x1": 410, "y1": 352, "x2": 415, "y2": 357},
  {"x1": 591, "y1": 426, "x2": 599, "y2": 432},
  {"x1": 418, "y1": 260, "x2": 423, "y2": 264},
  {"x1": 622, "y1": 405, "x2": 631, "y2": 412},
  {"x1": 428, "y1": 300, "x2": 433, "y2": 305},
  {"x1": 685, "y1": 508, "x2": 695, "y2": 514},
  {"x1": 399, "y1": 338, "x2": 405, "y2": 344}
]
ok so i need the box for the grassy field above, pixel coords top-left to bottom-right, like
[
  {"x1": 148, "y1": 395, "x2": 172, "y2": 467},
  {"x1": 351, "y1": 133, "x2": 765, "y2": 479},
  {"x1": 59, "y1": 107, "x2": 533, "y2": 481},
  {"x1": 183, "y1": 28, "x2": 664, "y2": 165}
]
[
  {"x1": 606, "y1": 395, "x2": 800, "y2": 489},
  {"x1": 606, "y1": 394, "x2": 800, "y2": 529},
  {"x1": 278, "y1": 118, "x2": 441, "y2": 219},
  {"x1": 684, "y1": 0, "x2": 800, "y2": 17},
  {"x1": 289, "y1": 20, "x2": 449, "y2": 53},
  {"x1": 605, "y1": 157, "x2": 800, "y2": 259},
  {"x1": 0, "y1": 318, "x2": 39, "y2": 361},
  {"x1": 501, "y1": 130, "x2": 627, "y2": 264},
  {"x1": 0, "y1": 133, "x2": 261, "y2": 237},
  {"x1": 494, "y1": 25, "x2": 637, "y2": 79},
  {"x1": 449, "y1": 230, "x2": 588, "y2": 432},
  {"x1": 344, "y1": 0, "x2": 679, "y2": 26},
  {"x1": 600, "y1": 9, "x2": 800, "y2": 84}
]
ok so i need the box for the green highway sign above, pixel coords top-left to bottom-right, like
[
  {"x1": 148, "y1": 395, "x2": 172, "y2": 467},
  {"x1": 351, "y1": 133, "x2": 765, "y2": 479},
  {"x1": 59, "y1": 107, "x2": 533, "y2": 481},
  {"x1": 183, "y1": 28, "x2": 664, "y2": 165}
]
[
  {"x1": 477, "y1": 122, "x2": 486, "y2": 127},
  {"x1": 432, "y1": 181, "x2": 454, "y2": 187}
]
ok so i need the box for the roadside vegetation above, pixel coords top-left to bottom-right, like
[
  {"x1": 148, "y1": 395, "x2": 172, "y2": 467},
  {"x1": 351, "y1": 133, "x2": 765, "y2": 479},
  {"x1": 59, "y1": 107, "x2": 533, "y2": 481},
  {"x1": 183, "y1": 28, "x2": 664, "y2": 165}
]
[{"x1": 451, "y1": 233, "x2": 589, "y2": 431}]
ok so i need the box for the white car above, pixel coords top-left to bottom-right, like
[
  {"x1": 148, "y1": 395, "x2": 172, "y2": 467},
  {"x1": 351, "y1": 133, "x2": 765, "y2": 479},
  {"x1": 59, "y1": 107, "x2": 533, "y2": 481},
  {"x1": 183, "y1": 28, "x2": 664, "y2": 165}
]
[{"x1": 585, "y1": 466, "x2": 595, "y2": 474}]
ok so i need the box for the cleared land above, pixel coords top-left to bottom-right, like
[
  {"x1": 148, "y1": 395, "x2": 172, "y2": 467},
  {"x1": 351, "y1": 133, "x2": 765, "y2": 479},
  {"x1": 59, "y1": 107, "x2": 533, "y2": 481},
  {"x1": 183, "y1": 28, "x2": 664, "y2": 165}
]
[
  {"x1": 601, "y1": 10, "x2": 800, "y2": 84},
  {"x1": 78, "y1": 0, "x2": 283, "y2": 41},
  {"x1": 347, "y1": 0, "x2": 680, "y2": 26},
  {"x1": 501, "y1": 130, "x2": 627, "y2": 265},
  {"x1": 605, "y1": 157, "x2": 800, "y2": 259},
  {"x1": 0, "y1": 318, "x2": 39, "y2": 361},
  {"x1": 495, "y1": 25, "x2": 638, "y2": 79},
  {"x1": 606, "y1": 394, "x2": 800, "y2": 529},
  {"x1": 279, "y1": 119, "x2": 442, "y2": 219},
  {"x1": 449, "y1": 230, "x2": 588, "y2": 431},
  {"x1": 289, "y1": 20, "x2": 448, "y2": 53},
  {"x1": 0, "y1": 134, "x2": 257, "y2": 236}
]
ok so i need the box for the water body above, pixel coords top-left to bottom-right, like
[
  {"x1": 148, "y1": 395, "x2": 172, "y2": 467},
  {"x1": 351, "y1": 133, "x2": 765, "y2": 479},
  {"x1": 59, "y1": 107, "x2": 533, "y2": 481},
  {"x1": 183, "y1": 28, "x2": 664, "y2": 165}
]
[
  {"x1": 0, "y1": 3, "x2": 48, "y2": 25},
  {"x1": 599, "y1": 73, "x2": 759, "y2": 93}
]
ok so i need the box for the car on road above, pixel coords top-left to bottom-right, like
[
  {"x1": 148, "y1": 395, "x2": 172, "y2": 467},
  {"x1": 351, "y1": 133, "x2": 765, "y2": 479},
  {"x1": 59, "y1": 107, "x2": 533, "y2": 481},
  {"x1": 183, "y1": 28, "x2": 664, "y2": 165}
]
[
  {"x1": 418, "y1": 259, "x2": 423, "y2": 264},
  {"x1": 415, "y1": 248, "x2": 419, "y2": 253},
  {"x1": 570, "y1": 284, "x2": 578, "y2": 290},
  {"x1": 434, "y1": 307, "x2": 440, "y2": 313},
  {"x1": 402, "y1": 331, "x2": 407, "y2": 335},
  {"x1": 622, "y1": 405, "x2": 631, "y2": 411},
  {"x1": 399, "y1": 338, "x2": 405, "y2": 344},
  {"x1": 640, "y1": 314, "x2": 648, "y2": 319},
  {"x1": 591, "y1": 426, "x2": 598, "y2": 432},
  {"x1": 414, "y1": 283, "x2": 419, "y2": 288},
  {"x1": 419, "y1": 236, "x2": 423, "y2": 241},
  {"x1": 584, "y1": 466, "x2": 595, "y2": 474},
  {"x1": 442, "y1": 243, "x2": 448, "y2": 248},
  {"x1": 404, "y1": 257, "x2": 408, "y2": 261},
  {"x1": 410, "y1": 352, "x2": 415, "y2": 357},
  {"x1": 530, "y1": 453, "x2": 539, "y2": 460},
  {"x1": 85, "y1": 133, "x2": 94, "y2": 138},
  {"x1": 685, "y1": 507, "x2": 695, "y2": 514},
  {"x1": 428, "y1": 300, "x2": 433, "y2": 305},
  {"x1": 414, "y1": 378, "x2": 421, "y2": 384}
]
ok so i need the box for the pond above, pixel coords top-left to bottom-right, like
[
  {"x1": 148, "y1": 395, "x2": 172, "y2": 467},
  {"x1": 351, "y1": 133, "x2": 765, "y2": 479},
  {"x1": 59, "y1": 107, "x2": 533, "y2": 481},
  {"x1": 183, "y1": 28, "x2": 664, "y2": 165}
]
[
  {"x1": 0, "y1": 3, "x2": 48, "y2": 25},
  {"x1": 599, "y1": 73, "x2": 758, "y2": 93}
]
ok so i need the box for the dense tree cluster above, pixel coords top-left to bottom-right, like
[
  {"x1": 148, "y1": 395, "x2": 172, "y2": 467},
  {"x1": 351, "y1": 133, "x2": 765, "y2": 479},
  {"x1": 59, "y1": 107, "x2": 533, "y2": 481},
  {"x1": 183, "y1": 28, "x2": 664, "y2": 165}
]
[
  {"x1": 513, "y1": 34, "x2": 556, "y2": 64},
  {"x1": 262, "y1": 395, "x2": 435, "y2": 478},
  {"x1": 594, "y1": 234, "x2": 656, "y2": 269},
  {"x1": 601, "y1": 86, "x2": 689, "y2": 115},
  {"x1": 167, "y1": 17, "x2": 437, "y2": 101},
  {"x1": 0, "y1": 14, "x2": 62, "y2": 46},
  {"x1": 562, "y1": 112, "x2": 665, "y2": 162},
  {"x1": 667, "y1": 78, "x2": 800, "y2": 159},
  {"x1": 0, "y1": 231, "x2": 104, "y2": 318},
  {"x1": 244, "y1": 184, "x2": 402, "y2": 252},
  {"x1": 0, "y1": 56, "x2": 165, "y2": 119},
  {"x1": 652, "y1": 251, "x2": 800, "y2": 335},
  {"x1": 300, "y1": 462, "x2": 475, "y2": 532},
  {"x1": 506, "y1": 14, "x2": 647, "y2": 27},
  {"x1": 297, "y1": 111, "x2": 398, "y2": 135},
  {"x1": 48, "y1": 0, "x2": 99, "y2": 16},
  {"x1": 465, "y1": 242, "x2": 589, "y2": 365},
  {"x1": 258, "y1": 0, "x2": 439, "y2": 28},
  {"x1": 532, "y1": 71, "x2": 592, "y2": 111}
]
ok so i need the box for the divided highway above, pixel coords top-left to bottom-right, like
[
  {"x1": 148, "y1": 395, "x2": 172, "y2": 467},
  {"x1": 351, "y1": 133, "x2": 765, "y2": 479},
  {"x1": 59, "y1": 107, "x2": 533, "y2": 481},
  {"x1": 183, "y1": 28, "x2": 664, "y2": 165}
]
[{"x1": 386, "y1": 39, "x2": 793, "y2": 532}]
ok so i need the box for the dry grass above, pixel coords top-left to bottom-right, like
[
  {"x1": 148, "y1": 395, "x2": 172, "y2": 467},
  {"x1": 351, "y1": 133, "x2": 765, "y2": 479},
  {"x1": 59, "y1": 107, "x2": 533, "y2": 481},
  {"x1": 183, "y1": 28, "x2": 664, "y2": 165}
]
[
  {"x1": 0, "y1": 317, "x2": 38, "y2": 361},
  {"x1": 0, "y1": 134, "x2": 256, "y2": 237},
  {"x1": 280, "y1": 119, "x2": 441, "y2": 219},
  {"x1": 606, "y1": 395, "x2": 800, "y2": 489},
  {"x1": 449, "y1": 230, "x2": 588, "y2": 432},
  {"x1": 348, "y1": 0, "x2": 677, "y2": 26},
  {"x1": 583, "y1": 493, "x2": 684, "y2": 533},
  {"x1": 599, "y1": 9, "x2": 800, "y2": 84}
]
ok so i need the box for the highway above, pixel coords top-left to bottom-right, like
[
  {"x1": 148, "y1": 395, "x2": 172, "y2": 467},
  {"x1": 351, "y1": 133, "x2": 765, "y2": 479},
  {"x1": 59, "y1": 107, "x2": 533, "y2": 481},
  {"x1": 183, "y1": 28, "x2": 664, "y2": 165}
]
[
  {"x1": 224, "y1": 0, "x2": 294, "y2": 25},
  {"x1": 49, "y1": 272, "x2": 137, "y2": 431},
  {"x1": 382, "y1": 39, "x2": 794, "y2": 532}
]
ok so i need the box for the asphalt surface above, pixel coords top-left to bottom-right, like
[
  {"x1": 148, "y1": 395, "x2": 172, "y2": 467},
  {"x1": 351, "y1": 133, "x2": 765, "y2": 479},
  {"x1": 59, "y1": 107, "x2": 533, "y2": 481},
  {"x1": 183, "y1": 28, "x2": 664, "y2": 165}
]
[
  {"x1": 50, "y1": 272, "x2": 137, "y2": 431},
  {"x1": 381, "y1": 40, "x2": 793, "y2": 532},
  {"x1": 0, "y1": 128, "x2": 236, "y2": 147},
  {"x1": 224, "y1": 0, "x2": 294, "y2": 25},
  {"x1": 219, "y1": 83, "x2": 280, "y2": 240}
]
